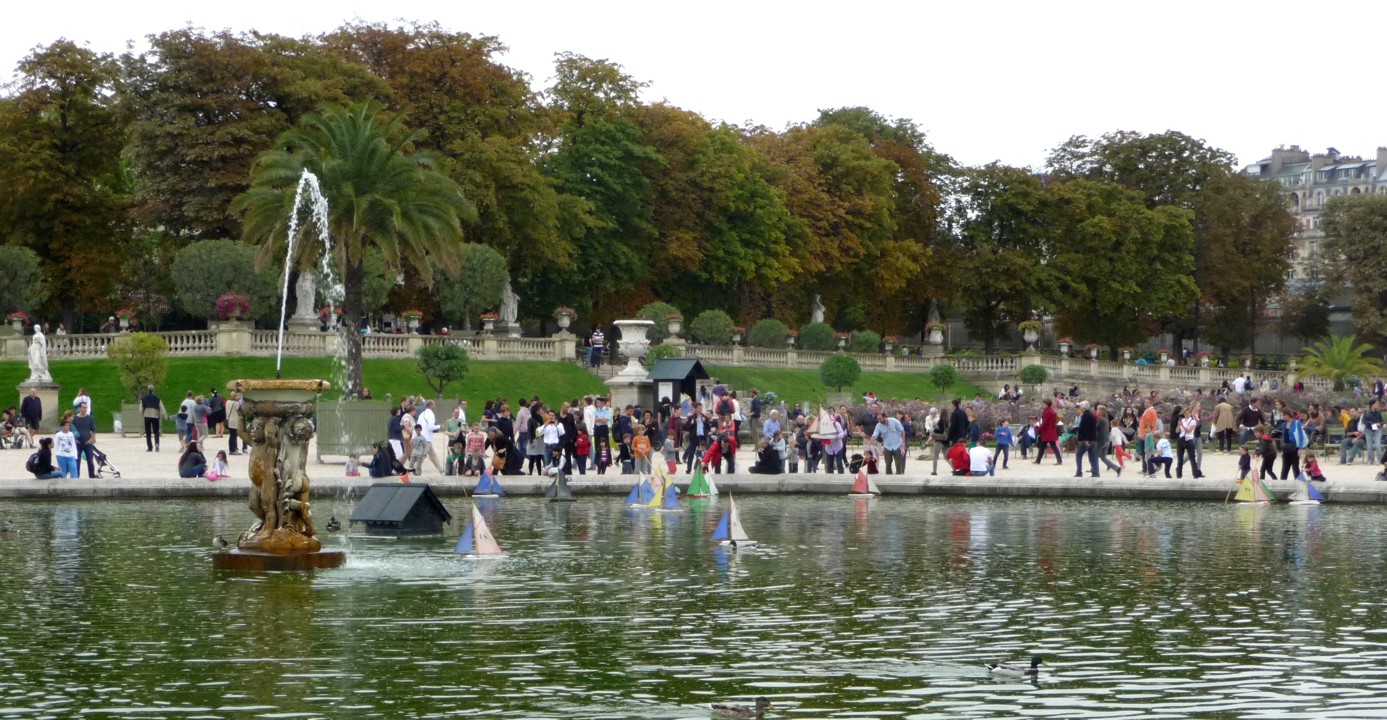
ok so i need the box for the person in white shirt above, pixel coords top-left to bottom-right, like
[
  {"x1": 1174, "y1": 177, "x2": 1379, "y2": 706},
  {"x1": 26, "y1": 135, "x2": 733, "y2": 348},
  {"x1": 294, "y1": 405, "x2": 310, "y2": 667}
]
[
  {"x1": 72, "y1": 388, "x2": 92, "y2": 419},
  {"x1": 410, "y1": 400, "x2": 444, "y2": 474},
  {"x1": 967, "y1": 444, "x2": 994, "y2": 476},
  {"x1": 540, "y1": 411, "x2": 566, "y2": 466},
  {"x1": 1152, "y1": 433, "x2": 1174, "y2": 477},
  {"x1": 54, "y1": 420, "x2": 79, "y2": 478}
]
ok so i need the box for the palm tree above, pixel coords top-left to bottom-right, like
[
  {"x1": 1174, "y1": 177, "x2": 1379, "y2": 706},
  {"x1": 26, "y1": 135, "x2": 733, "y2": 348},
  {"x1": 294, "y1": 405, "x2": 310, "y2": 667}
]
[
  {"x1": 235, "y1": 104, "x2": 474, "y2": 396},
  {"x1": 1297, "y1": 335, "x2": 1384, "y2": 391}
]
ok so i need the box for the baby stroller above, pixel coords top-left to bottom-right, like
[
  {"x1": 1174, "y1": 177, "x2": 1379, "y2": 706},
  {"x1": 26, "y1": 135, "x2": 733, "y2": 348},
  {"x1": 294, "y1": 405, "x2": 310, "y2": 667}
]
[{"x1": 87, "y1": 444, "x2": 122, "y2": 479}]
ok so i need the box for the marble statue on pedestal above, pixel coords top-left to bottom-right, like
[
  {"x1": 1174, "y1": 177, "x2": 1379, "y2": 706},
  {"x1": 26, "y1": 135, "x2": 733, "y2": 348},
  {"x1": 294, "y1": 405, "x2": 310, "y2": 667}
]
[
  {"x1": 811, "y1": 294, "x2": 825, "y2": 325},
  {"x1": 293, "y1": 269, "x2": 317, "y2": 320},
  {"x1": 27, "y1": 326, "x2": 51, "y2": 384},
  {"x1": 500, "y1": 280, "x2": 519, "y2": 325}
]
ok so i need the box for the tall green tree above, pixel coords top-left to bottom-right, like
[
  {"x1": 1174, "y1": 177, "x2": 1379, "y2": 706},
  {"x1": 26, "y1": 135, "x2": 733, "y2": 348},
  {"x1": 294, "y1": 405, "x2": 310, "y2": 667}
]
[
  {"x1": 537, "y1": 53, "x2": 659, "y2": 320},
  {"x1": 123, "y1": 28, "x2": 382, "y2": 238},
  {"x1": 433, "y1": 243, "x2": 509, "y2": 329},
  {"x1": 948, "y1": 164, "x2": 1058, "y2": 352},
  {"x1": 235, "y1": 103, "x2": 474, "y2": 395},
  {"x1": 0, "y1": 40, "x2": 129, "y2": 326},
  {"x1": 322, "y1": 22, "x2": 577, "y2": 277},
  {"x1": 1046, "y1": 180, "x2": 1198, "y2": 349},
  {"x1": 1044, "y1": 131, "x2": 1285, "y2": 353},
  {"x1": 1321, "y1": 194, "x2": 1387, "y2": 343}
]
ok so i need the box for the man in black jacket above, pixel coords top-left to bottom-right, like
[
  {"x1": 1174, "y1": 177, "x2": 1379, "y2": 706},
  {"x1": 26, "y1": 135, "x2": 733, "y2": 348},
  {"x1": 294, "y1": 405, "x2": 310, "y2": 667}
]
[
  {"x1": 140, "y1": 386, "x2": 167, "y2": 452},
  {"x1": 1074, "y1": 401, "x2": 1099, "y2": 478},
  {"x1": 947, "y1": 399, "x2": 969, "y2": 444},
  {"x1": 20, "y1": 388, "x2": 42, "y2": 433},
  {"x1": 1238, "y1": 398, "x2": 1264, "y2": 445}
]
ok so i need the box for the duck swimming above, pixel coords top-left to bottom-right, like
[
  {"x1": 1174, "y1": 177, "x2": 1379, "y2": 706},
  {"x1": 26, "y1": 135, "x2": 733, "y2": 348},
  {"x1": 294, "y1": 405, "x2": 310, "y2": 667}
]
[
  {"x1": 710, "y1": 697, "x2": 771, "y2": 718},
  {"x1": 0, "y1": 520, "x2": 16, "y2": 534},
  {"x1": 211, "y1": 535, "x2": 230, "y2": 550},
  {"x1": 987, "y1": 655, "x2": 1045, "y2": 676},
  {"x1": 325, "y1": 517, "x2": 341, "y2": 533}
]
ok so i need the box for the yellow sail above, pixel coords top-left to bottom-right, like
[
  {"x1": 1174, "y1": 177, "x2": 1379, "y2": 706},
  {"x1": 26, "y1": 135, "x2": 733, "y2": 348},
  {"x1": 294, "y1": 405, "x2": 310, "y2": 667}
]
[{"x1": 1232, "y1": 478, "x2": 1259, "y2": 503}]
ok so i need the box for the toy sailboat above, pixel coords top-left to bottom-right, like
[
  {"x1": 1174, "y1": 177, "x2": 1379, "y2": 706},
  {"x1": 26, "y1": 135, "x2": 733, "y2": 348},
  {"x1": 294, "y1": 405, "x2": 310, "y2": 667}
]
[
  {"x1": 686, "y1": 465, "x2": 713, "y2": 498},
  {"x1": 655, "y1": 481, "x2": 683, "y2": 513},
  {"x1": 546, "y1": 468, "x2": 575, "y2": 502},
  {"x1": 474, "y1": 469, "x2": 505, "y2": 498},
  {"x1": 625, "y1": 477, "x2": 656, "y2": 506},
  {"x1": 1288, "y1": 472, "x2": 1326, "y2": 506},
  {"x1": 849, "y1": 469, "x2": 882, "y2": 499},
  {"x1": 710, "y1": 493, "x2": 757, "y2": 548},
  {"x1": 811, "y1": 405, "x2": 838, "y2": 442},
  {"x1": 1232, "y1": 476, "x2": 1276, "y2": 505},
  {"x1": 453, "y1": 504, "x2": 505, "y2": 559}
]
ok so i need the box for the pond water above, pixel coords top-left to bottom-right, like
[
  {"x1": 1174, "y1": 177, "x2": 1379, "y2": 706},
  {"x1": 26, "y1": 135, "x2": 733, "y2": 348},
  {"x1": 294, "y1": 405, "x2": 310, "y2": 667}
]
[{"x1": 2, "y1": 494, "x2": 1387, "y2": 719}]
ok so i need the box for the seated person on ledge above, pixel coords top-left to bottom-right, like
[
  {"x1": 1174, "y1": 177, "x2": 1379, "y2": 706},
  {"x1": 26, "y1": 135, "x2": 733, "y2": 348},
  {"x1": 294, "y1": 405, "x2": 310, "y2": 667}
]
[
  {"x1": 28, "y1": 438, "x2": 60, "y2": 479},
  {"x1": 178, "y1": 442, "x2": 207, "y2": 479},
  {"x1": 749, "y1": 437, "x2": 783, "y2": 474},
  {"x1": 947, "y1": 439, "x2": 971, "y2": 476},
  {"x1": 968, "y1": 444, "x2": 995, "y2": 477}
]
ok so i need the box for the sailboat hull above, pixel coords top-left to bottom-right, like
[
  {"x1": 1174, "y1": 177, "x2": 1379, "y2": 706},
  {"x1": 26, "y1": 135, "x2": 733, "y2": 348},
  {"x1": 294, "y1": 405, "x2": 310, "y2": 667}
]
[
  {"x1": 458, "y1": 553, "x2": 506, "y2": 561},
  {"x1": 1288, "y1": 500, "x2": 1321, "y2": 506},
  {"x1": 474, "y1": 494, "x2": 502, "y2": 499},
  {"x1": 718, "y1": 539, "x2": 758, "y2": 548},
  {"x1": 848, "y1": 493, "x2": 878, "y2": 499}
]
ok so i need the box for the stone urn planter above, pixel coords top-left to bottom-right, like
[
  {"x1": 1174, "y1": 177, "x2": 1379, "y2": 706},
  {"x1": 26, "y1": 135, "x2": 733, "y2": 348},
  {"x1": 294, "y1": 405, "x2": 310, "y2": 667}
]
[
  {"x1": 1088, "y1": 346, "x2": 1100, "y2": 360},
  {"x1": 612, "y1": 319, "x2": 655, "y2": 378},
  {"x1": 786, "y1": 335, "x2": 796, "y2": 348},
  {"x1": 927, "y1": 327, "x2": 945, "y2": 345},
  {"x1": 667, "y1": 315, "x2": 683, "y2": 337},
  {"x1": 481, "y1": 318, "x2": 495, "y2": 333},
  {"x1": 1159, "y1": 349, "x2": 1169, "y2": 363},
  {"x1": 9, "y1": 319, "x2": 22, "y2": 334},
  {"x1": 1122, "y1": 348, "x2": 1132, "y2": 361},
  {"x1": 119, "y1": 317, "x2": 130, "y2": 331},
  {"x1": 1022, "y1": 328, "x2": 1039, "y2": 346},
  {"x1": 556, "y1": 314, "x2": 571, "y2": 330},
  {"x1": 1058, "y1": 341, "x2": 1071, "y2": 356}
]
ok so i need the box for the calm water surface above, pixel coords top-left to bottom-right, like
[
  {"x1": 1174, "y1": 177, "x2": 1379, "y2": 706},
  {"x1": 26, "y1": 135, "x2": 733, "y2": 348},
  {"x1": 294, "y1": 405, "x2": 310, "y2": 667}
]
[{"x1": 2, "y1": 494, "x2": 1387, "y2": 719}]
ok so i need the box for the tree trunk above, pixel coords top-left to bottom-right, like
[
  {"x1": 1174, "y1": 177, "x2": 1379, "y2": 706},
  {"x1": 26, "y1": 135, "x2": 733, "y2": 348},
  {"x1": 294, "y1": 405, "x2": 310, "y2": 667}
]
[{"x1": 344, "y1": 259, "x2": 365, "y2": 399}]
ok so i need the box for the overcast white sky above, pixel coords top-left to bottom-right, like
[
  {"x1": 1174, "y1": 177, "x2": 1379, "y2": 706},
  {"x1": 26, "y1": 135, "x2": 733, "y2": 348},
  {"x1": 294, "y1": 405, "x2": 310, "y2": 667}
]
[{"x1": 4, "y1": 0, "x2": 1383, "y2": 169}]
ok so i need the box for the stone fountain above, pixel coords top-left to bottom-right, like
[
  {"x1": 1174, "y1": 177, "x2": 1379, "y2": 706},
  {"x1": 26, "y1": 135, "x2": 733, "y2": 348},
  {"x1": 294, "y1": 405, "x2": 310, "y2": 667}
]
[
  {"x1": 604, "y1": 319, "x2": 655, "y2": 409},
  {"x1": 212, "y1": 378, "x2": 345, "y2": 571}
]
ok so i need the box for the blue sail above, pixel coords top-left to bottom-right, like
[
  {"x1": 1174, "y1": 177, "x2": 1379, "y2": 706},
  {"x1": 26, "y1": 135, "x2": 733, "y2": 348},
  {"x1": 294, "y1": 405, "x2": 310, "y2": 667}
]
[
  {"x1": 476, "y1": 472, "x2": 504, "y2": 496},
  {"x1": 661, "y1": 483, "x2": 681, "y2": 510},
  {"x1": 711, "y1": 511, "x2": 730, "y2": 541},
  {"x1": 1307, "y1": 479, "x2": 1326, "y2": 501},
  {"x1": 625, "y1": 482, "x2": 641, "y2": 504},
  {"x1": 454, "y1": 523, "x2": 475, "y2": 554},
  {"x1": 639, "y1": 479, "x2": 656, "y2": 504}
]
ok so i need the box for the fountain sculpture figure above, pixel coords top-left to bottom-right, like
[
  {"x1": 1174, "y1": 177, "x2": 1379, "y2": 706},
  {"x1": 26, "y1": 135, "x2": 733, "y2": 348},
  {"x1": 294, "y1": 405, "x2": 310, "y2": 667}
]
[{"x1": 214, "y1": 378, "x2": 344, "y2": 570}]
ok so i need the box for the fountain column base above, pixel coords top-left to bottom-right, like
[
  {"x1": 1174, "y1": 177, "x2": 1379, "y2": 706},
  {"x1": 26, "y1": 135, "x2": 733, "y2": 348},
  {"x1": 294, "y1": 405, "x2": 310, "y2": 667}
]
[{"x1": 213, "y1": 549, "x2": 346, "y2": 572}]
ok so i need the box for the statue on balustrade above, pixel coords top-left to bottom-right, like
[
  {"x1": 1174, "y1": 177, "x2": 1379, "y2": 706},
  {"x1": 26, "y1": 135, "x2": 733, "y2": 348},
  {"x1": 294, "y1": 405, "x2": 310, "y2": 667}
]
[{"x1": 500, "y1": 279, "x2": 519, "y2": 325}]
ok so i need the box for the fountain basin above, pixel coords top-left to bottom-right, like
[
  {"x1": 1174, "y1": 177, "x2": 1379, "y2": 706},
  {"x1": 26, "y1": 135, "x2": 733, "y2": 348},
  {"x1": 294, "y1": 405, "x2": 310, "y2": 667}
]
[{"x1": 213, "y1": 548, "x2": 346, "y2": 572}]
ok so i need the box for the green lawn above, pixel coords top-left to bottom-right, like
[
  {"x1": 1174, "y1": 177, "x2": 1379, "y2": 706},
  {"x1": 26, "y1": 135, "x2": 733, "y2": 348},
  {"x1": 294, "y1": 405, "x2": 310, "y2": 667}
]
[
  {"x1": 707, "y1": 365, "x2": 985, "y2": 407},
  {"x1": 2, "y1": 358, "x2": 606, "y2": 431}
]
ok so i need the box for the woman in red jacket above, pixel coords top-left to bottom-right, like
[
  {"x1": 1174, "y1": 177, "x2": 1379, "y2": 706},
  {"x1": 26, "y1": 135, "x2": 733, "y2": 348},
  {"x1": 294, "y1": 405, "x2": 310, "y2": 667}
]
[{"x1": 1033, "y1": 398, "x2": 1063, "y2": 465}]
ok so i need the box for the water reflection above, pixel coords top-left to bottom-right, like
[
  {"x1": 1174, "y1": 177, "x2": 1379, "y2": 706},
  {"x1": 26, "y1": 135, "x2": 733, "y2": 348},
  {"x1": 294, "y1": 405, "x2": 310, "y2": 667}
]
[{"x1": 1, "y1": 497, "x2": 1387, "y2": 718}]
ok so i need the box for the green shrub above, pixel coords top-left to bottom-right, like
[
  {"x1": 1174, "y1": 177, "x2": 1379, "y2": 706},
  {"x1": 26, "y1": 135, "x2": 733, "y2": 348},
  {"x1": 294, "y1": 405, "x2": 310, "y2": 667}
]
[
  {"x1": 172, "y1": 240, "x2": 279, "y2": 321},
  {"x1": 416, "y1": 343, "x2": 470, "y2": 399},
  {"x1": 106, "y1": 333, "x2": 170, "y2": 401},
  {"x1": 1019, "y1": 364, "x2": 1048, "y2": 387},
  {"x1": 747, "y1": 318, "x2": 789, "y2": 348},
  {"x1": 798, "y1": 322, "x2": 836, "y2": 351},
  {"x1": 637, "y1": 302, "x2": 682, "y2": 342},
  {"x1": 645, "y1": 343, "x2": 683, "y2": 364},
  {"x1": 0, "y1": 246, "x2": 47, "y2": 316},
  {"x1": 928, "y1": 364, "x2": 959, "y2": 394},
  {"x1": 819, "y1": 354, "x2": 861, "y2": 391},
  {"x1": 848, "y1": 330, "x2": 881, "y2": 354},
  {"x1": 690, "y1": 309, "x2": 735, "y2": 345}
]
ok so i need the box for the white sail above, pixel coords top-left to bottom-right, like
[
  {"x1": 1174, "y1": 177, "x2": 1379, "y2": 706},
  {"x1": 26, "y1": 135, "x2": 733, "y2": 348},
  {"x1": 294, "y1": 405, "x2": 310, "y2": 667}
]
[
  {"x1": 706, "y1": 473, "x2": 719, "y2": 496},
  {"x1": 866, "y1": 476, "x2": 883, "y2": 495},
  {"x1": 472, "y1": 505, "x2": 503, "y2": 556},
  {"x1": 728, "y1": 495, "x2": 750, "y2": 542},
  {"x1": 812, "y1": 406, "x2": 838, "y2": 440}
]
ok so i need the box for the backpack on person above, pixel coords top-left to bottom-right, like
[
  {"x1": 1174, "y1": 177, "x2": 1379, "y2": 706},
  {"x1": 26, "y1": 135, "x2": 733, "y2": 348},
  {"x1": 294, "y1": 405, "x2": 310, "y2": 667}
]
[
  {"x1": 25, "y1": 452, "x2": 39, "y2": 473},
  {"x1": 718, "y1": 397, "x2": 734, "y2": 417}
]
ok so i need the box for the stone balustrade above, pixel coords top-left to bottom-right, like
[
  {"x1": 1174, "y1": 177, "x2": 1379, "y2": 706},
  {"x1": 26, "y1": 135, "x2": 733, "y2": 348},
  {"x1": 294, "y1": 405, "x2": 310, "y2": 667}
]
[{"x1": 0, "y1": 324, "x2": 1329, "y2": 393}]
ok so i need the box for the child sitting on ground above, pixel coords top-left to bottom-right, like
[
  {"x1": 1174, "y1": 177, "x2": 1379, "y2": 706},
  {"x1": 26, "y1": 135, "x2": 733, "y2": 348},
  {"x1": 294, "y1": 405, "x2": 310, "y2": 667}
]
[
  {"x1": 1303, "y1": 451, "x2": 1327, "y2": 482},
  {"x1": 206, "y1": 450, "x2": 230, "y2": 481},
  {"x1": 345, "y1": 453, "x2": 362, "y2": 477}
]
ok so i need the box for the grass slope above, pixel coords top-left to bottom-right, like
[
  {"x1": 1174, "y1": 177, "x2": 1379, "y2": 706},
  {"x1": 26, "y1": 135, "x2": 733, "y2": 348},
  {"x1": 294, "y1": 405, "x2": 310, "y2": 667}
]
[
  {"x1": 708, "y1": 365, "x2": 985, "y2": 407},
  {"x1": 1, "y1": 358, "x2": 606, "y2": 432}
]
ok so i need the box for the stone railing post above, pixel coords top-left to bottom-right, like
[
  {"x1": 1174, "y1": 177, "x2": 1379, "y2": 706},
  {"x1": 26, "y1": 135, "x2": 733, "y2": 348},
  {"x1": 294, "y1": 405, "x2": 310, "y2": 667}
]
[
  {"x1": 482, "y1": 335, "x2": 499, "y2": 360},
  {"x1": 786, "y1": 349, "x2": 798, "y2": 367},
  {"x1": 555, "y1": 334, "x2": 576, "y2": 362},
  {"x1": 1158, "y1": 366, "x2": 1171, "y2": 383},
  {"x1": 2, "y1": 334, "x2": 25, "y2": 360},
  {"x1": 406, "y1": 335, "x2": 424, "y2": 356},
  {"x1": 885, "y1": 354, "x2": 896, "y2": 371},
  {"x1": 732, "y1": 345, "x2": 745, "y2": 364},
  {"x1": 1198, "y1": 367, "x2": 1211, "y2": 386}
]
